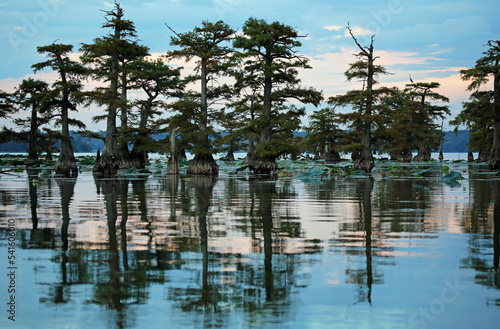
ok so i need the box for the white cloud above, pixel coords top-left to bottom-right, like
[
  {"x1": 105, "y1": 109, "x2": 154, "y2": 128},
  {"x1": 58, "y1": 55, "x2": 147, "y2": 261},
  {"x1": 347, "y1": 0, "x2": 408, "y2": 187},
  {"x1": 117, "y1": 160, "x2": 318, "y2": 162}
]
[
  {"x1": 344, "y1": 26, "x2": 373, "y2": 37},
  {"x1": 430, "y1": 49, "x2": 454, "y2": 55},
  {"x1": 323, "y1": 25, "x2": 343, "y2": 31}
]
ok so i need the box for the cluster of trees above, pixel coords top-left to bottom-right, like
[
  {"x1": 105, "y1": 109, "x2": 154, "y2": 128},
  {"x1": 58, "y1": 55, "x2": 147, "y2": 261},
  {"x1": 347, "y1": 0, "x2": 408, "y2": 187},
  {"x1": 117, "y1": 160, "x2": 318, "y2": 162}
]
[{"x1": 0, "y1": 3, "x2": 499, "y2": 177}]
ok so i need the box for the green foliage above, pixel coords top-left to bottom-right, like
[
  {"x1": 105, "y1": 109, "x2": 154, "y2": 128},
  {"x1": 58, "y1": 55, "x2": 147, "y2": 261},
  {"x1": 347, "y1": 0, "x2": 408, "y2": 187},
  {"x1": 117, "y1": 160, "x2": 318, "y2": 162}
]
[
  {"x1": 232, "y1": 17, "x2": 322, "y2": 166},
  {"x1": 451, "y1": 91, "x2": 494, "y2": 159}
]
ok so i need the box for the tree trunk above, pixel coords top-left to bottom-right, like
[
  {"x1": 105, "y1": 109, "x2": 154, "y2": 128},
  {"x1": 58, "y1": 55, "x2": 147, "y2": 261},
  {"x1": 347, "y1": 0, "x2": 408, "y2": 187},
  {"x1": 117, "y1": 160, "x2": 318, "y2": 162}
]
[
  {"x1": 242, "y1": 138, "x2": 256, "y2": 164},
  {"x1": 354, "y1": 48, "x2": 375, "y2": 173},
  {"x1": 186, "y1": 59, "x2": 219, "y2": 175},
  {"x1": 324, "y1": 146, "x2": 341, "y2": 163},
  {"x1": 93, "y1": 36, "x2": 120, "y2": 177},
  {"x1": 354, "y1": 126, "x2": 374, "y2": 172},
  {"x1": 27, "y1": 104, "x2": 38, "y2": 166},
  {"x1": 54, "y1": 82, "x2": 78, "y2": 177},
  {"x1": 167, "y1": 128, "x2": 179, "y2": 175},
  {"x1": 118, "y1": 69, "x2": 136, "y2": 169},
  {"x1": 223, "y1": 149, "x2": 235, "y2": 161},
  {"x1": 397, "y1": 149, "x2": 413, "y2": 162},
  {"x1": 251, "y1": 56, "x2": 278, "y2": 173},
  {"x1": 413, "y1": 143, "x2": 431, "y2": 162},
  {"x1": 187, "y1": 153, "x2": 219, "y2": 175},
  {"x1": 248, "y1": 156, "x2": 279, "y2": 175},
  {"x1": 488, "y1": 71, "x2": 500, "y2": 170},
  {"x1": 55, "y1": 136, "x2": 78, "y2": 177}
]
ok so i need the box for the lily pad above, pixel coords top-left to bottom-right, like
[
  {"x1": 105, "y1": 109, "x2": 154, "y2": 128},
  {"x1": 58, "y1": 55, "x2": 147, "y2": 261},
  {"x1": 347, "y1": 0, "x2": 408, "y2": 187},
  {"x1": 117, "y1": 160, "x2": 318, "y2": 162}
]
[{"x1": 441, "y1": 171, "x2": 463, "y2": 186}]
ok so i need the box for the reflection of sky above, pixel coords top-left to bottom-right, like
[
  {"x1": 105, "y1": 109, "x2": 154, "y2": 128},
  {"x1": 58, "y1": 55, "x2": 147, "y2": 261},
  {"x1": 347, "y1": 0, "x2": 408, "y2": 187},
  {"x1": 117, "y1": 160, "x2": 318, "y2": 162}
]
[{"x1": 0, "y1": 167, "x2": 499, "y2": 328}]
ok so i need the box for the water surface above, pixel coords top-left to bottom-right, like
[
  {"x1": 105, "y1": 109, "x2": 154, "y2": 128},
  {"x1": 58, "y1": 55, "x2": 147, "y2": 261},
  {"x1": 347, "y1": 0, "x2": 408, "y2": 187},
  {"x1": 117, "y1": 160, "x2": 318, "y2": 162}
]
[{"x1": 0, "y1": 162, "x2": 499, "y2": 328}]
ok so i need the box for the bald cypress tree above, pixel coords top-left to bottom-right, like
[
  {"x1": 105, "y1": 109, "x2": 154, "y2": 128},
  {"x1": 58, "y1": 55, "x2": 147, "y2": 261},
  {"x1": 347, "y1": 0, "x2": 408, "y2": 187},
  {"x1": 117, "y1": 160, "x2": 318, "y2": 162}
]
[
  {"x1": 328, "y1": 25, "x2": 391, "y2": 172},
  {"x1": 233, "y1": 17, "x2": 322, "y2": 174},
  {"x1": 32, "y1": 42, "x2": 86, "y2": 177},
  {"x1": 81, "y1": 2, "x2": 148, "y2": 176},
  {"x1": 405, "y1": 82, "x2": 450, "y2": 161},
  {"x1": 12, "y1": 79, "x2": 50, "y2": 165},
  {"x1": 167, "y1": 20, "x2": 235, "y2": 175},
  {"x1": 461, "y1": 40, "x2": 500, "y2": 169}
]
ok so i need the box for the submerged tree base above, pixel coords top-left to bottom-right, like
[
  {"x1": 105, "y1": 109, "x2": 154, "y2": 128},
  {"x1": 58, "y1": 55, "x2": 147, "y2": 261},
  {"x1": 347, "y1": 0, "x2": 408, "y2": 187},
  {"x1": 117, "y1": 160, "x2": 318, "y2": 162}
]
[
  {"x1": 413, "y1": 150, "x2": 432, "y2": 162},
  {"x1": 167, "y1": 154, "x2": 179, "y2": 175},
  {"x1": 54, "y1": 147, "x2": 78, "y2": 177},
  {"x1": 54, "y1": 161, "x2": 78, "y2": 177},
  {"x1": 249, "y1": 157, "x2": 279, "y2": 175},
  {"x1": 186, "y1": 153, "x2": 219, "y2": 175},
  {"x1": 353, "y1": 151, "x2": 374, "y2": 173},
  {"x1": 325, "y1": 151, "x2": 342, "y2": 163},
  {"x1": 93, "y1": 151, "x2": 120, "y2": 177}
]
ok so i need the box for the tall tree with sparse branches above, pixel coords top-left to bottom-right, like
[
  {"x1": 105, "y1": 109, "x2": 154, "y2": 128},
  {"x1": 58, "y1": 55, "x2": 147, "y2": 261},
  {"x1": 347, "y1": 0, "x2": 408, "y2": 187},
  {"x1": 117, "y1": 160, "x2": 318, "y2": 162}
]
[{"x1": 328, "y1": 24, "x2": 391, "y2": 172}]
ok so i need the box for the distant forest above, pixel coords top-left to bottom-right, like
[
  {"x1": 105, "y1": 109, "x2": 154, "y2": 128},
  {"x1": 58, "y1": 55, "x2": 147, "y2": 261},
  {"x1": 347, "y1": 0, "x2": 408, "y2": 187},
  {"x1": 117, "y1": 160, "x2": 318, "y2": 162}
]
[{"x1": 0, "y1": 130, "x2": 470, "y2": 154}]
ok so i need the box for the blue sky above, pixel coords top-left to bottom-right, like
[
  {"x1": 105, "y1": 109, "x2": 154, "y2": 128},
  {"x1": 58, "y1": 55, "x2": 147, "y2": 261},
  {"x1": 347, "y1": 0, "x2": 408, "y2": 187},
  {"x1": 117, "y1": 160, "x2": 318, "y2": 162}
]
[{"x1": 1, "y1": 0, "x2": 499, "y2": 130}]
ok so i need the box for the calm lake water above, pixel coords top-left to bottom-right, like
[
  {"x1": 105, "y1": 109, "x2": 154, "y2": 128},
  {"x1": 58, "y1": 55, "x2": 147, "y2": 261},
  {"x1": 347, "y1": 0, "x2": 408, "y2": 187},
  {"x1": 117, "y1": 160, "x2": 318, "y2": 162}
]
[{"x1": 0, "y1": 160, "x2": 499, "y2": 329}]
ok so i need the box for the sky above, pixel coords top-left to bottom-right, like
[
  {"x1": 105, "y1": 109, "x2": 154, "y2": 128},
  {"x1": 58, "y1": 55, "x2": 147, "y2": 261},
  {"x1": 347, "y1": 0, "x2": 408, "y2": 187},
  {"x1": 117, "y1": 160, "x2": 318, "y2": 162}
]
[{"x1": 0, "y1": 0, "x2": 499, "y2": 131}]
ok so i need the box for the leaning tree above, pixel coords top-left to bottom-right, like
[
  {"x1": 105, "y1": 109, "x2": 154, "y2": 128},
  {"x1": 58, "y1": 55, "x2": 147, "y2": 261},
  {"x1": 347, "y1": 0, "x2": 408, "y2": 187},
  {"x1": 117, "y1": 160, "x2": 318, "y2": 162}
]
[
  {"x1": 32, "y1": 42, "x2": 86, "y2": 177},
  {"x1": 233, "y1": 17, "x2": 322, "y2": 174},
  {"x1": 167, "y1": 20, "x2": 236, "y2": 175},
  {"x1": 461, "y1": 40, "x2": 500, "y2": 169}
]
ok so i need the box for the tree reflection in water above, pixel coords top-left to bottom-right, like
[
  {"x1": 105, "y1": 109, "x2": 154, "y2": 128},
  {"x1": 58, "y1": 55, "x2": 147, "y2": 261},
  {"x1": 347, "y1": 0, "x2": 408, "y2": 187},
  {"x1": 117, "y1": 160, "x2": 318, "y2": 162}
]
[
  {"x1": 90, "y1": 178, "x2": 149, "y2": 329},
  {"x1": 461, "y1": 168, "x2": 500, "y2": 306}
]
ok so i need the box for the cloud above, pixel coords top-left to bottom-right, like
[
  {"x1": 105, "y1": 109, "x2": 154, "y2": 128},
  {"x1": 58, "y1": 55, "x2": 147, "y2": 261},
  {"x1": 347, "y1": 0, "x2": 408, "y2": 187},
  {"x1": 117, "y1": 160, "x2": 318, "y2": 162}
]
[
  {"x1": 323, "y1": 25, "x2": 343, "y2": 31},
  {"x1": 344, "y1": 25, "x2": 373, "y2": 37},
  {"x1": 430, "y1": 49, "x2": 454, "y2": 55}
]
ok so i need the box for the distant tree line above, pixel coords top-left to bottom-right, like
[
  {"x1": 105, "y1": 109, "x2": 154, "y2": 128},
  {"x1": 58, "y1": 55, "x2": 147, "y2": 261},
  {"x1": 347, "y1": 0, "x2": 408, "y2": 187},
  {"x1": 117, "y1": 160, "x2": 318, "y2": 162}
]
[
  {"x1": 0, "y1": 3, "x2": 499, "y2": 176},
  {"x1": 0, "y1": 130, "x2": 471, "y2": 155}
]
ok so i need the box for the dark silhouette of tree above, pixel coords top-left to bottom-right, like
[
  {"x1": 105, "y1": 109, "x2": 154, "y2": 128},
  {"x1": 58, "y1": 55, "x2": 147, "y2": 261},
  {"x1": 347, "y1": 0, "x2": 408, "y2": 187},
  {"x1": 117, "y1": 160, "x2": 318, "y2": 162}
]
[
  {"x1": 461, "y1": 40, "x2": 500, "y2": 169},
  {"x1": 233, "y1": 17, "x2": 322, "y2": 174},
  {"x1": 32, "y1": 42, "x2": 86, "y2": 176},
  {"x1": 167, "y1": 20, "x2": 235, "y2": 175}
]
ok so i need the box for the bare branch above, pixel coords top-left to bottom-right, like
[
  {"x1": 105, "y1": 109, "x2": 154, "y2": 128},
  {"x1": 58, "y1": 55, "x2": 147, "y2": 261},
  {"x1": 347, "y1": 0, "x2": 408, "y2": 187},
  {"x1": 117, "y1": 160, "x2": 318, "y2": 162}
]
[
  {"x1": 165, "y1": 23, "x2": 181, "y2": 38},
  {"x1": 346, "y1": 22, "x2": 368, "y2": 56}
]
